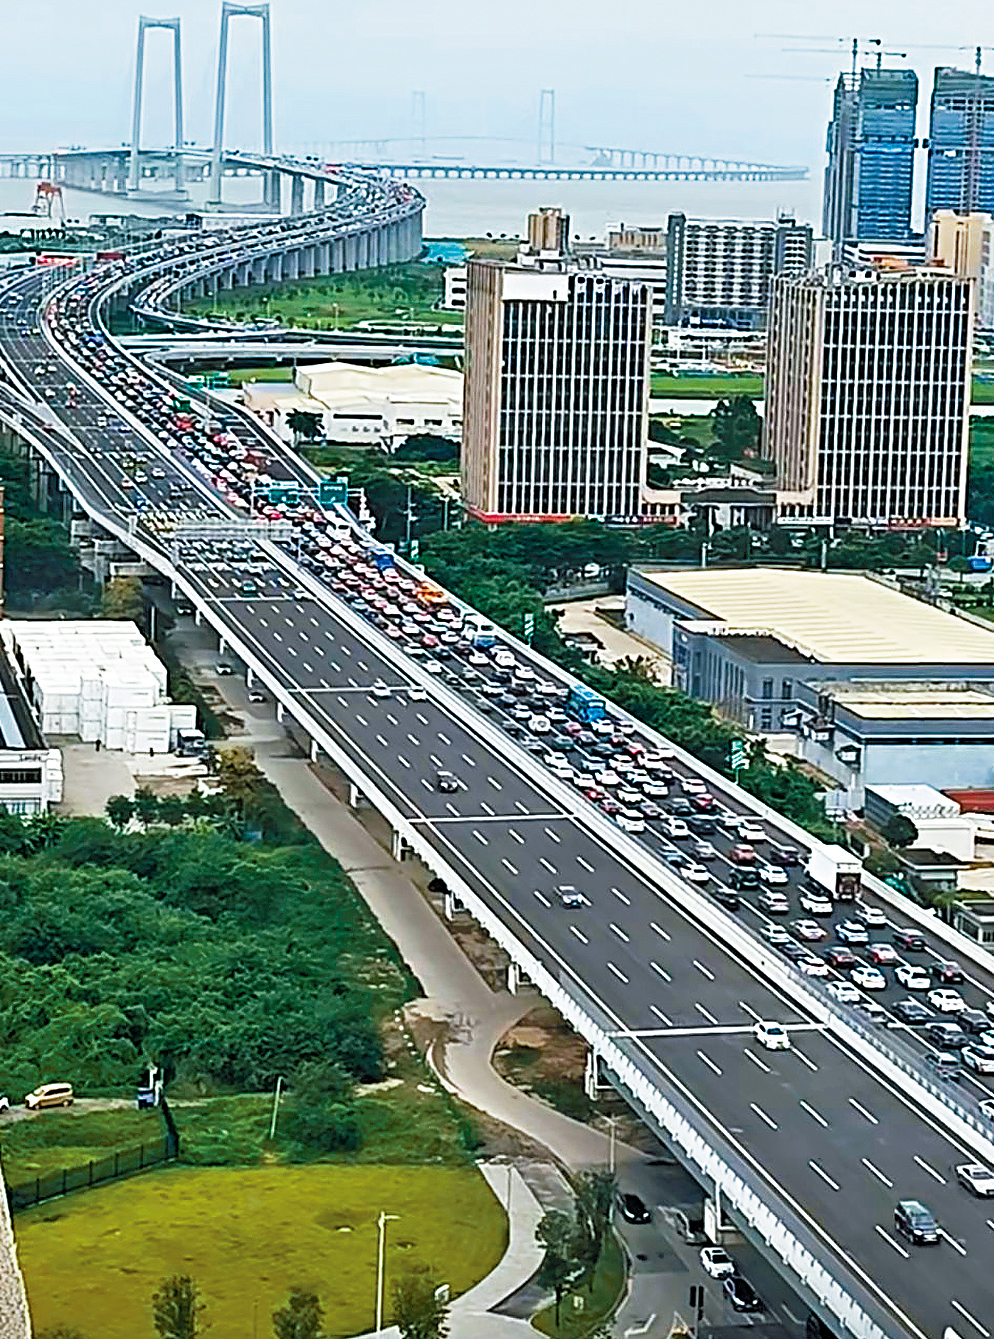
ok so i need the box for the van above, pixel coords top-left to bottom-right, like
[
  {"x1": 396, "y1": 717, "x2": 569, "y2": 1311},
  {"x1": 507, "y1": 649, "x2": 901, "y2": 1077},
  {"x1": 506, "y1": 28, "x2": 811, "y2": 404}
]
[{"x1": 25, "y1": 1082, "x2": 74, "y2": 1110}]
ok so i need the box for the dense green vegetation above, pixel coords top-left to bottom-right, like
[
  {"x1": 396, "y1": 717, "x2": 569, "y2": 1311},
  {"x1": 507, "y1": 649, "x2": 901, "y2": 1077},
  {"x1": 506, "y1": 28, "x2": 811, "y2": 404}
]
[
  {"x1": 184, "y1": 261, "x2": 463, "y2": 332},
  {"x1": 0, "y1": 444, "x2": 87, "y2": 608}
]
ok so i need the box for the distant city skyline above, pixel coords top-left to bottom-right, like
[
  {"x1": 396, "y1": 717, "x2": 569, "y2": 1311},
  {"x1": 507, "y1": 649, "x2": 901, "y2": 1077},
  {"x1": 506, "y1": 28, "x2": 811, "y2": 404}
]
[{"x1": 7, "y1": 0, "x2": 994, "y2": 225}]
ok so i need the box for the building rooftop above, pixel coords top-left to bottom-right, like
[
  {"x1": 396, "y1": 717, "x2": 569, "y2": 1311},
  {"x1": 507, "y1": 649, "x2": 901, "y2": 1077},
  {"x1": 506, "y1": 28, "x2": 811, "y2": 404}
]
[
  {"x1": 812, "y1": 681, "x2": 994, "y2": 720},
  {"x1": 870, "y1": 783, "x2": 961, "y2": 817},
  {"x1": 641, "y1": 569, "x2": 994, "y2": 665},
  {"x1": 715, "y1": 633, "x2": 816, "y2": 664}
]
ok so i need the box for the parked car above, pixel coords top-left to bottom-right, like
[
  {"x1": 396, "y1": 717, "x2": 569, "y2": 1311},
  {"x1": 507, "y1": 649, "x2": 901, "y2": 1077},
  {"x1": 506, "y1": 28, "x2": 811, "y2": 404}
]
[
  {"x1": 615, "y1": 1192, "x2": 651, "y2": 1224},
  {"x1": 700, "y1": 1246, "x2": 735, "y2": 1278},
  {"x1": 25, "y1": 1082, "x2": 74, "y2": 1110}
]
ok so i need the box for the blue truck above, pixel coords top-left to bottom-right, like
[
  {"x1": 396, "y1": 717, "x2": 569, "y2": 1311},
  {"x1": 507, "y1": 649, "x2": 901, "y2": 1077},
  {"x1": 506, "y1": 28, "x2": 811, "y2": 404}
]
[{"x1": 567, "y1": 685, "x2": 607, "y2": 723}]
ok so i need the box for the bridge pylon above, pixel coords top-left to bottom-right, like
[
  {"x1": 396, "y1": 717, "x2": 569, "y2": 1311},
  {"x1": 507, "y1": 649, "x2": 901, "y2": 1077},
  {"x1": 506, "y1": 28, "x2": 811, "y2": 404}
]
[
  {"x1": 129, "y1": 15, "x2": 185, "y2": 195},
  {"x1": 210, "y1": 2, "x2": 274, "y2": 207}
]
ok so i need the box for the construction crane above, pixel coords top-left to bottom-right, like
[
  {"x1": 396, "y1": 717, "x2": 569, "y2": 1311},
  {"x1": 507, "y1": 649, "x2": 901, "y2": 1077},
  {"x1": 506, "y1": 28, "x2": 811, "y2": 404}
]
[{"x1": 31, "y1": 182, "x2": 65, "y2": 224}]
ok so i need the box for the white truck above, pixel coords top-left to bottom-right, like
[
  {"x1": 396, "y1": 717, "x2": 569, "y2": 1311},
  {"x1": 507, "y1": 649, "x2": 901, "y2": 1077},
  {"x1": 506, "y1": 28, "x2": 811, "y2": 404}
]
[{"x1": 804, "y1": 843, "x2": 862, "y2": 902}]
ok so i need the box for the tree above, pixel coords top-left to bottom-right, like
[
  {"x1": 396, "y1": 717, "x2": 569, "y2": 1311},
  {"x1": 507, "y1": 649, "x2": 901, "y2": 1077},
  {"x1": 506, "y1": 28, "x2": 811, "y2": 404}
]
[
  {"x1": 573, "y1": 1169, "x2": 616, "y2": 1287},
  {"x1": 101, "y1": 576, "x2": 144, "y2": 623},
  {"x1": 535, "y1": 1209, "x2": 583, "y2": 1327},
  {"x1": 272, "y1": 1288, "x2": 324, "y2": 1339},
  {"x1": 215, "y1": 746, "x2": 265, "y2": 817},
  {"x1": 881, "y1": 813, "x2": 919, "y2": 849},
  {"x1": 392, "y1": 1271, "x2": 450, "y2": 1339},
  {"x1": 152, "y1": 1275, "x2": 207, "y2": 1339},
  {"x1": 133, "y1": 786, "x2": 161, "y2": 827},
  {"x1": 709, "y1": 396, "x2": 761, "y2": 462},
  {"x1": 287, "y1": 409, "x2": 324, "y2": 443},
  {"x1": 105, "y1": 794, "x2": 134, "y2": 830},
  {"x1": 286, "y1": 1060, "x2": 361, "y2": 1153}
]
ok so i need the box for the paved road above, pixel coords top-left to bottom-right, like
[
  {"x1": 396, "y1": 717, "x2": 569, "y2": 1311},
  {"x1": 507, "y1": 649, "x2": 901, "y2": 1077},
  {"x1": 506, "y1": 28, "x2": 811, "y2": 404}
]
[{"x1": 4, "y1": 247, "x2": 994, "y2": 1338}]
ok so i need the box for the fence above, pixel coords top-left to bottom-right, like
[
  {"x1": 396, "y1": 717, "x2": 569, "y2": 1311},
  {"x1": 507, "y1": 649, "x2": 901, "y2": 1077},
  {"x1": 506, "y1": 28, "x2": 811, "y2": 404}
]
[{"x1": 5, "y1": 1100, "x2": 180, "y2": 1214}]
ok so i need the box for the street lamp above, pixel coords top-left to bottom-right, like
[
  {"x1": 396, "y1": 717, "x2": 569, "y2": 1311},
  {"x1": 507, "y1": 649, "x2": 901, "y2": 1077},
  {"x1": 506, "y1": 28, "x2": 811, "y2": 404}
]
[
  {"x1": 375, "y1": 1211, "x2": 399, "y2": 1333},
  {"x1": 606, "y1": 1116, "x2": 618, "y2": 1174}
]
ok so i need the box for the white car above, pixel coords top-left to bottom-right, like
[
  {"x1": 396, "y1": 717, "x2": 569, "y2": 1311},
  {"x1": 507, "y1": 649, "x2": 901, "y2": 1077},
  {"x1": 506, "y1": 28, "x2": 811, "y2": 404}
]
[
  {"x1": 642, "y1": 779, "x2": 669, "y2": 797},
  {"x1": 739, "y1": 821, "x2": 766, "y2": 843},
  {"x1": 643, "y1": 752, "x2": 673, "y2": 771},
  {"x1": 929, "y1": 988, "x2": 968, "y2": 1014},
  {"x1": 759, "y1": 865, "x2": 788, "y2": 886},
  {"x1": 962, "y1": 1046, "x2": 994, "y2": 1076},
  {"x1": 616, "y1": 809, "x2": 646, "y2": 834},
  {"x1": 692, "y1": 840, "x2": 717, "y2": 860},
  {"x1": 529, "y1": 715, "x2": 551, "y2": 733},
  {"x1": 700, "y1": 1246, "x2": 735, "y2": 1279},
  {"x1": 572, "y1": 773, "x2": 596, "y2": 790},
  {"x1": 761, "y1": 923, "x2": 791, "y2": 946},
  {"x1": 754, "y1": 1020, "x2": 791, "y2": 1051},
  {"x1": 682, "y1": 778, "x2": 708, "y2": 796},
  {"x1": 896, "y1": 964, "x2": 931, "y2": 991},
  {"x1": 856, "y1": 903, "x2": 888, "y2": 927},
  {"x1": 683, "y1": 863, "x2": 710, "y2": 884},
  {"x1": 591, "y1": 719, "x2": 614, "y2": 737},
  {"x1": 664, "y1": 818, "x2": 690, "y2": 839},
  {"x1": 851, "y1": 965, "x2": 887, "y2": 991},
  {"x1": 370, "y1": 682, "x2": 391, "y2": 698},
  {"x1": 543, "y1": 752, "x2": 569, "y2": 769},
  {"x1": 618, "y1": 786, "x2": 642, "y2": 805},
  {"x1": 799, "y1": 891, "x2": 833, "y2": 916},
  {"x1": 423, "y1": 659, "x2": 443, "y2": 674},
  {"x1": 548, "y1": 760, "x2": 573, "y2": 780},
  {"x1": 407, "y1": 685, "x2": 428, "y2": 702},
  {"x1": 468, "y1": 651, "x2": 488, "y2": 666},
  {"x1": 798, "y1": 957, "x2": 829, "y2": 977},
  {"x1": 827, "y1": 981, "x2": 861, "y2": 1004},
  {"x1": 596, "y1": 770, "x2": 621, "y2": 788}
]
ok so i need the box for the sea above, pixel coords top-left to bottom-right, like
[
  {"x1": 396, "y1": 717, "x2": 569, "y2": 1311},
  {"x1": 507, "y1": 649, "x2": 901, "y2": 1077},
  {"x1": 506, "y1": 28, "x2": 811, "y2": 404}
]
[{"x1": 0, "y1": 174, "x2": 820, "y2": 245}]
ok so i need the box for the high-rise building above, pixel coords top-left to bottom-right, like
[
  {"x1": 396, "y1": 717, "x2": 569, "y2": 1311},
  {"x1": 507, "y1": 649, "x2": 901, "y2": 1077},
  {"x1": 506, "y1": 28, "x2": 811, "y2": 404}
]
[
  {"x1": 461, "y1": 210, "x2": 651, "y2": 523},
  {"x1": 823, "y1": 68, "x2": 918, "y2": 245},
  {"x1": 926, "y1": 67, "x2": 994, "y2": 218},
  {"x1": 765, "y1": 266, "x2": 973, "y2": 528},
  {"x1": 929, "y1": 209, "x2": 994, "y2": 328},
  {"x1": 663, "y1": 213, "x2": 813, "y2": 329}
]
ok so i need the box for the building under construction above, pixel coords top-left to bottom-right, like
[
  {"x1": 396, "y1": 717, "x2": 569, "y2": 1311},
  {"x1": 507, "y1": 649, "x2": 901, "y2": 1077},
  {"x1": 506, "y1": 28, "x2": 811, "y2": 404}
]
[{"x1": 926, "y1": 66, "x2": 994, "y2": 217}]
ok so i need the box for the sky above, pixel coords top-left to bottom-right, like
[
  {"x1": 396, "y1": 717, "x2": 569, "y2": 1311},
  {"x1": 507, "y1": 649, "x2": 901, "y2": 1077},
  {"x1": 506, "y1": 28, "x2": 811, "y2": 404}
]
[{"x1": 4, "y1": 0, "x2": 994, "y2": 177}]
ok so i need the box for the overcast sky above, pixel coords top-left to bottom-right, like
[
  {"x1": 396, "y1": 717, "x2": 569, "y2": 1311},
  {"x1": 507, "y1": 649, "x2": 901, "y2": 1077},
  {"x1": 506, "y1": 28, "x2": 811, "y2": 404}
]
[{"x1": 4, "y1": 0, "x2": 993, "y2": 168}]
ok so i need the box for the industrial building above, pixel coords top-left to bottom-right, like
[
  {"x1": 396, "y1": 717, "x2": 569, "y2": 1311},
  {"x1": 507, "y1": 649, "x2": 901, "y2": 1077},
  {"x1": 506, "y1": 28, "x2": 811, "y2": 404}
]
[
  {"x1": 926, "y1": 66, "x2": 994, "y2": 218},
  {"x1": 663, "y1": 213, "x2": 814, "y2": 330},
  {"x1": 823, "y1": 67, "x2": 919, "y2": 245},
  {"x1": 461, "y1": 208, "x2": 652, "y2": 523},
  {"x1": 625, "y1": 566, "x2": 994, "y2": 744},
  {"x1": 765, "y1": 265, "x2": 973, "y2": 529},
  {"x1": 2, "y1": 620, "x2": 197, "y2": 754},
  {"x1": 0, "y1": 634, "x2": 61, "y2": 813}
]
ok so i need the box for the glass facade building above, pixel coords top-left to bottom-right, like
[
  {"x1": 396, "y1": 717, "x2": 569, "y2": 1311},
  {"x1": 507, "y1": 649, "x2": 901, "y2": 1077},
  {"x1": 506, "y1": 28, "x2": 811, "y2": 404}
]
[{"x1": 926, "y1": 67, "x2": 994, "y2": 217}]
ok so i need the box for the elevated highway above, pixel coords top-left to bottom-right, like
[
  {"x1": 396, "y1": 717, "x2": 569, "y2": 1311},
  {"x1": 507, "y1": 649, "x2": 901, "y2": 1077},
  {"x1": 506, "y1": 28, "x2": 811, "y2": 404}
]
[{"x1": 0, "y1": 170, "x2": 992, "y2": 1339}]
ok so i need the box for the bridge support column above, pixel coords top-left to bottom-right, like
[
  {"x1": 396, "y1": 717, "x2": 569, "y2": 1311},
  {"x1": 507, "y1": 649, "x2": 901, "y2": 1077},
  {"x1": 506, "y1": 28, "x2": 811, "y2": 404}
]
[
  {"x1": 348, "y1": 781, "x2": 362, "y2": 808},
  {"x1": 309, "y1": 739, "x2": 319, "y2": 762},
  {"x1": 218, "y1": 635, "x2": 227, "y2": 654},
  {"x1": 332, "y1": 238, "x2": 344, "y2": 273},
  {"x1": 290, "y1": 174, "x2": 304, "y2": 216},
  {"x1": 301, "y1": 247, "x2": 315, "y2": 278},
  {"x1": 194, "y1": 607, "x2": 202, "y2": 627},
  {"x1": 442, "y1": 890, "x2": 466, "y2": 920},
  {"x1": 276, "y1": 701, "x2": 285, "y2": 723},
  {"x1": 285, "y1": 249, "x2": 299, "y2": 280},
  {"x1": 583, "y1": 1047, "x2": 603, "y2": 1100},
  {"x1": 390, "y1": 828, "x2": 410, "y2": 862},
  {"x1": 252, "y1": 258, "x2": 265, "y2": 283},
  {"x1": 507, "y1": 961, "x2": 524, "y2": 994},
  {"x1": 313, "y1": 177, "x2": 325, "y2": 209},
  {"x1": 316, "y1": 241, "x2": 331, "y2": 275}
]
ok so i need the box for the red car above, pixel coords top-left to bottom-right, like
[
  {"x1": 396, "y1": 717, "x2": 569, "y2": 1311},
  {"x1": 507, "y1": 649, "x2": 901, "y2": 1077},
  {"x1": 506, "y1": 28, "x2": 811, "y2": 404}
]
[
  {"x1": 600, "y1": 797, "x2": 621, "y2": 816},
  {"x1": 731, "y1": 843, "x2": 757, "y2": 865},
  {"x1": 868, "y1": 943, "x2": 899, "y2": 966},
  {"x1": 691, "y1": 792, "x2": 715, "y2": 811}
]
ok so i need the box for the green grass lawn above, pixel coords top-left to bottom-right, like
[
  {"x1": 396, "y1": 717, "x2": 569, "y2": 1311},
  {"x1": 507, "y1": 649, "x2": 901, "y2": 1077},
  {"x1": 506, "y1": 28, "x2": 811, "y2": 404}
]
[
  {"x1": 19, "y1": 1163, "x2": 507, "y2": 1339},
  {"x1": 531, "y1": 1232, "x2": 626, "y2": 1337},
  {"x1": 650, "y1": 373, "x2": 764, "y2": 399},
  {"x1": 1, "y1": 1108, "x2": 164, "y2": 1184},
  {"x1": 225, "y1": 366, "x2": 296, "y2": 384}
]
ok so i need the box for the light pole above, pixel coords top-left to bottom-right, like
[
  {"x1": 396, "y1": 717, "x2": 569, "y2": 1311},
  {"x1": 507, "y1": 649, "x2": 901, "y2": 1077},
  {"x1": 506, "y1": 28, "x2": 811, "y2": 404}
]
[
  {"x1": 268, "y1": 1075, "x2": 284, "y2": 1140},
  {"x1": 606, "y1": 1116, "x2": 618, "y2": 1174},
  {"x1": 375, "y1": 1211, "x2": 399, "y2": 1333}
]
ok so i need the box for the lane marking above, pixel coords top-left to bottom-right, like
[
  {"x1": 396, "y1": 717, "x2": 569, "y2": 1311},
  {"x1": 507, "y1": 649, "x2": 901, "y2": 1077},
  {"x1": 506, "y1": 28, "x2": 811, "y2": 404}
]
[
  {"x1": 472, "y1": 830, "x2": 488, "y2": 846},
  {"x1": 375, "y1": 734, "x2": 388, "y2": 748},
  {"x1": 610, "y1": 923, "x2": 630, "y2": 943},
  {"x1": 611, "y1": 887, "x2": 631, "y2": 906},
  {"x1": 693, "y1": 960, "x2": 715, "y2": 981},
  {"x1": 532, "y1": 889, "x2": 550, "y2": 908},
  {"x1": 577, "y1": 856, "x2": 595, "y2": 873},
  {"x1": 510, "y1": 829, "x2": 524, "y2": 844},
  {"x1": 848, "y1": 1098, "x2": 878, "y2": 1125},
  {"x1": 488, "y1": 776, "x2": 502, "y2": 790},
  {"x1": 398, "y1": 755, "x2": 410, "y2": 769},
  {"x1": 738, "y1": 1000, "x2": 763, "y2": 1022},
  {"x1": 799, "y1": 1100, "x2": 828, "y2": 1128},
  {"x1": 438, "y1": 732, "x2": 451, "y2": 745},
  {"x1": 539, "y1": 858, "x2": 557, "y2": 875},
  {"x1": 793, "y1": 1047, "x2": 818, "y2": 1073},
  {"x1": 607, "y1": 962, "x2": 629, "y2": 984},
  {"x1": 570, "y1": 926, "x2": 589, "y2": 945},
  {"x1": 951, "y1": 1300, "x2": 989, "y2": 1337},
  {"x1": 750, "y1": 1102, "x2": 778, "y2": 1130},
  {"x1": 743, "y1": 1049, "x2": 771, "y2": 1074},
  {"x1": 416, "y1": 713, "x2": 429, "y2": 725},
  {"x1": 940, "y1": 1230, "x2": 967, "y2": 1257},
  {"x1": 873, "y1": 1225, "x2": 908, "y2": 1259},
  {"x1": 862, "y1": 1158, "x2": 893, "y2": 1188},
  {"x1": 406, "y1": 732, "x2": 418, "y2": 745},
  {"x1": 695, "y1": 1002, "x2": 719, "y2": 1025},
  {"x1": 697, "y1": 1051, "x2": 722, "y2": 1076},
  {"x1": 429, "y1": 754, "x2": 442, "y2": 768},
  {"x1": 649, "y1": 961, "x2": 671, "y2": 983},
  {"x1": 480, "y1": 801, "x2": 495, "y2": 816},
  {"x1": 913, "y1": 1155, "x2": 946, "y2": 1185},
  {"x1": 545, "y1": 827, "x2": 561, "y2": 844},
  {"x1": 650, "y1": 1005, "x2": 672, "y2": 1025},
  {"x1": 501, "y1": 858, "x2": 518, "y2": 875},
  {"x1": 355, "y1": 714, "x2": 368, "y2": 727},
  {"x1": 808, "y1": 1160, "x2": 840, "y2": 1192},
  {"x1": 461, "y1": 753, "x2": 476, "y2": 767},
  {"x1": 515, "y1": 800, "x2": 529, "y2": 814},
  {"x1": 650, "y1": 922, "x2": 671, "y2": 942}
]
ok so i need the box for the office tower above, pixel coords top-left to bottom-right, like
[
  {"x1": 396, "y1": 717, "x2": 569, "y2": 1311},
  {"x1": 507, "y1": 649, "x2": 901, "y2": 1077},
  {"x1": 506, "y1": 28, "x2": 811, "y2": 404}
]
[
  {"x1": 823, "y1": 68, "x2": 918, "y2": 245},
  {"x1": 765, "y1": 267, "x2": 973, "y2": 528},
  {"x1": 461, "y1": 213, "x2": 652, "y2": 523},
  {"x1": 664, "y1": 213, "x2": 813, "y2": 330},
  {"x1": 930, "y1": 209, "x2": 994, "y2": 328},
  {"x1": 926, "y1": 67, "x2": 994, "y2": 217}
]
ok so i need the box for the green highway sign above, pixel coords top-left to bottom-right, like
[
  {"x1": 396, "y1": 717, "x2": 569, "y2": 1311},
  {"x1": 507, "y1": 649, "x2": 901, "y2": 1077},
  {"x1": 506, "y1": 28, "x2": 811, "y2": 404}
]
[
  {"x1": 267, "y1": 485, "x2": 301, "y2": 506},
  {"x1": 410, "y1": 539, "x2": 420, "y2": 563},
  {"x1": 263, "y1": 477, "x2": 348, "y2": 509},
  {"x1": 729, "y1": 739, "x2": 747, "y2": 772},
  {"x1": 523, "y1": 612, "x2": 535, "y2": 644},
  {"x1": 317, "y1": 478, "x2": 348, "y2": 506}
]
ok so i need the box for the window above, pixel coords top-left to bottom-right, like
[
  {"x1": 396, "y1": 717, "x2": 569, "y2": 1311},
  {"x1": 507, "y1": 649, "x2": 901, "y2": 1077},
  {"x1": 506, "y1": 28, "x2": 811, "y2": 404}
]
[
  {"x1": 781, "y1": 680, "x2": 793, "y2": 700},
  {"x1": 760, "y1": 710, "x2": 773, "y2": 730},
  {"x1": 761, "y1": 678, "x2": 774, "y2": 699},
  {"x1": 0, "y1": 769, "x2": 41, "y2": 786}
]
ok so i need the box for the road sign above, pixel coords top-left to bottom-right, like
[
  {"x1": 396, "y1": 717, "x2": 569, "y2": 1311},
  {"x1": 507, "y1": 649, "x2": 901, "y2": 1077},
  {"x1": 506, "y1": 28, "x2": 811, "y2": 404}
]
[
  {"x1": 729, "y1": 739, "x2": 747, "y2": 772},
  {"x1": 267, "y1": 485, "x2": 301, "y2": 506},
  {"x1": 523, "y1": 612, "x2": 535, "y2": 645},
  {"x1": 317, "y1": 477, "x2": 348, "y2": 506},
  {"x1": 410, "y1": 539, "x2": 420, "y2": 563}
]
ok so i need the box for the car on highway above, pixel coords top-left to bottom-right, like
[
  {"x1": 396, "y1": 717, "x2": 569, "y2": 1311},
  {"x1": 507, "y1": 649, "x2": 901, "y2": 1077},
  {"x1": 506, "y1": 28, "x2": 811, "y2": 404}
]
[
  {"x1": 407, "y1": 685, "x2": 427, "y2": 701},
  {"x1": 893, "y1": 999, "x2": 933, "y2": 1025},
  {"x1": 893, "y1": 927, "x2": 926, "y2": 952},
  {"x1": 962, "y1": 1045, "x2": 994, "y2": 1074},
  {"x1": 957, "y1": 1008, "x2": 990, "y2": 1035},
  {"x1": 827, "y1": 981, "x2": 860, "y2": 1005},
  {"x1": 616, "y1": 809, "x2": 646, "y2": 834},
  {"x1": 753, "y1": 1020, "x2": 790, "y2": 1051},
  {"x1": 682, "y1": 862, "x2": 710, "y2": 885},
  {"x1": 894, "y1": 1199, "x2": 939, "y2": 1245},
  {"x1": 435, "y1": 770, "x2": 459, "y2": 793},
  {"x1": 691, "y1": 839, "x2": 717, "y2": 860},
  {"x1": 759, "y1": 864, "x2": 788, "y2": 886},
  {"x1": 956, "y1": 1163, "x2": 994, "y2": 1196},
  {"x1": 925, "y1": 1021, "x2": 967, "y2": 1049},
  {"x1": 836, "y1": 920, "x2": 869, "y2": 945},
  {"x1": 214, "y1": 662, "x2": 234, "y2": 675},
  {"x1": 791, "y1": 919, "x2": 826, "y2": 942},
  {"x1": 730, "y1": 843, "x2": 757, "y2": 864},
  {"x1": 895, "y1": 964, "x2": 930, "y2": 991},
  {"x1": 555, "y1": 885, "x2": 585, "y2": 909},
  {"x1": 928, "y1": 988, "x2": 967, "y2": 1014},
  {"x1": 933, "y1": 960, "x2": 965, "y2": 985},
  {"x1": 925, "y1": 1052, "x2": 962, "y2": 1083},
  {"x1": 758, "y1": 888, "x2": 789, "y2": 913},
  {"x1": 700, "y1": 1246, "x2": 735, "y2": 1279},
  {"x1": 851, "y1": 965, "x2": 887, "y2": 991},
  {"x1": 798, "y1": 890, "x2": 833, "y2": 916},
  {"x1": 797, "y1": 956, "x2": 830, "y2": 977},
  {"x1": 738, "y1": 821, "x2": 766, "y2": 844},
  {"x1": 713, "y1": 887, "x2": 740, "y2": 911},
  {"x1": 615, "y1": 1192, "x2": 651, "y2": 1224},
  {"x1": 761, "y1": 922, "x2": 792, "y2": 946},
  {"x1": 247, "y1": 689, "x2": 267, "y2": 703},
  {"x1": 855, "y1": 902, "x2": 888, "y2": 927},
  {"x1": 825, "y1": 947, "x2": 858, "y2": 969},
  {"x1": 868, "y1": 943, "x2": 899, "y2": 966},
  {"x1": 681, "y1": 778, "x2": 707, "y2": 796},
  {"x1": 370, "y1": 681, "x2": 391, "y2": 698},
  {"x1": 722, "y1": 1274, "x2": 763, "y2": 1313},
  {"x1": 856, "y1": 999, "x2": 888, "y2": 1024}
]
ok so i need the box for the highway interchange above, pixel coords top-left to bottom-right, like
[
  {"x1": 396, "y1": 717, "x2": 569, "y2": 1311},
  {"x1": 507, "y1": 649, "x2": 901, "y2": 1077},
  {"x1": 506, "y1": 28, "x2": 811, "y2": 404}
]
[{"x1": 2, "y1": 221, "x2": 994, "y2": 1337}]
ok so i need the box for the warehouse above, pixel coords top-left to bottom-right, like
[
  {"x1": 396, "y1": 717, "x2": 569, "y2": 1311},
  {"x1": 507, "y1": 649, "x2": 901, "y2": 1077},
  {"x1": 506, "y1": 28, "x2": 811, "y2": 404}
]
[
  {"x1": 2, "y1": 621, "x2": 197, "y2": 754},
  {"x1": 624, "y1": 568, "x2": 994, "y2": 736},
  {"x1": 0, "y1": 635, "x2": 61, "y2": 813}
]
